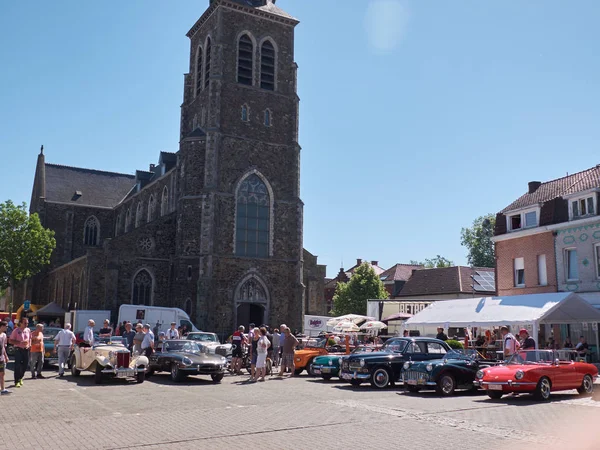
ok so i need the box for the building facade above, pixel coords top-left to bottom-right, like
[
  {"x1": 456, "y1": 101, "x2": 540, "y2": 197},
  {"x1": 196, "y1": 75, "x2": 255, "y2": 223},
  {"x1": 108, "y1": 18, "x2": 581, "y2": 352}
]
[{"x1": 24, "y1": 0, "x2": 325, "y2": 332}]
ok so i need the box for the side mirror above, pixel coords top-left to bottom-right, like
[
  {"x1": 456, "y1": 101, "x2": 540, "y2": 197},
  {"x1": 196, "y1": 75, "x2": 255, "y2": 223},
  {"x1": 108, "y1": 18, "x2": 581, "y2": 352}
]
[{"x1": 554, "y1": 358, "x2": 560, "y2": 366}]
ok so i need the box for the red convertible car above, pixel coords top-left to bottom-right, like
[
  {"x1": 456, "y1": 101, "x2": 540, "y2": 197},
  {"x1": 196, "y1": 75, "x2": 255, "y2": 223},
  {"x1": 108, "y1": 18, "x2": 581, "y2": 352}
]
[{"x1": 475, "y1": 350, "x2": 598, "y2": 401}]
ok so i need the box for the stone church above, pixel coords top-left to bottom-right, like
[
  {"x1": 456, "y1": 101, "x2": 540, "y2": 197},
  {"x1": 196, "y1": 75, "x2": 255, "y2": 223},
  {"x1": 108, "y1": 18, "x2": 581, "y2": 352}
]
[{"x1": 25, "y1": 0, "x2": 326, "y2": 332}]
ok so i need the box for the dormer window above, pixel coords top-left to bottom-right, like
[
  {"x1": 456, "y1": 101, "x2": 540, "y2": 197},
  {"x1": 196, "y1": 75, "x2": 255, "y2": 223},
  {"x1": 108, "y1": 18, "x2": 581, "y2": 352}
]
[
  {"x1": 571, "y1": 196, "x2": 595, "y2": 220},
  {"x1": 507, "y1": 207, "x2": 539, "y2": 232}
]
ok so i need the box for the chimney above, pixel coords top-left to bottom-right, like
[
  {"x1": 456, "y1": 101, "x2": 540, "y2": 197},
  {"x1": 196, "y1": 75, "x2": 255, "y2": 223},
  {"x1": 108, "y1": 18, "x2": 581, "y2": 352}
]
[
  {"x1": 150, "y1": 164, "x2": 156, "y2": 171},
  {"x1": 356, "y1": 258, "x2": 362, "y2": 266},
  {"x1": 371, "y1": 260, "x2": 379, "y2": 266},
  {"x1": 528, "y1": 181, "x2": 542, "y2": 194}
]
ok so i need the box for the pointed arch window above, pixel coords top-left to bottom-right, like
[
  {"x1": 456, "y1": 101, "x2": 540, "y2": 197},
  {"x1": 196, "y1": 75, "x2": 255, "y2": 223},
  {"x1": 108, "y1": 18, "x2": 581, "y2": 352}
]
[
  {"x1": 260, "y1": 40, "x2": 275, "y2": 90},
  {"x1": 201, "y1": 107, "x2": 206, "y2": 126},
  {"x1": 204, "y1": 37, "x2": 212, "y2": 89},
  {"x1": 161, "y1": 187, "x2": 169, "y2": 216},
  {"x1": 236, "y1": 174, "x2": 270, "y2": 258},
  {"x1": 125, "y1": 208, "x2": 132, "y2": 232},
  {"x1": 241, "y1": 104, "x2": 249, "y2": 122},
  {"x1": 184, "y1": 297, "x2": 193, "y2": 316},
  {"x1": 84, "y1": 216, "x2": 99, "y2": 246},
  {"x1": 147, "y1": 195, "x2": 156, "y2": 222},
  {"x1": 264, "y1": 109, "x2": 271, "y2": 127},
  {"x1": 115, "y1": 213, "x2": 121, "y2": 237},
  {"x1": 135, "y1": 203, "x2": 143, "y2": 228},
  {"x1": 195, "y1": 45, "x2": 203, "y2": 96},
  {"x1": 192, "y1": 114, "x2": 198, "y2": 130},
  {"x1": 238, "y1": 33, "x2": 254, "y2": 85},
  {"x1": 132, "y1": 270, "x2": 153, "y2": 305}
]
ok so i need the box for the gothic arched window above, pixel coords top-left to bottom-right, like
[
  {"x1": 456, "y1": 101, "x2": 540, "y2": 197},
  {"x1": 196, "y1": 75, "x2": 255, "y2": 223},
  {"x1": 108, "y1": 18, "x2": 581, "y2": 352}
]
[
  {"x1": 184, "y1": 297, "x2": 193, "y2": 316},
  {"x1": 125, "y1": 208, "x2": 132, "y2": 232},
  {"x1": 132, "y1": 270, "x2": 153, "y2": 305},
  {"x1": 115, "y1": 213, "x2": 121, "y2": 237},
  {"x1": 238, "y1": 33, "x2": 254, "y2": 85},
  {"x1": 260, "y1": 40, "x2": 275, "y2": 90},
  {"x1": 204, "y1": 37, "x2": 212, "y2": 89},
  {"x1": 147, "y1": 195, "x2": 156, "y2": 222},
  {"x1": 135, "y1": 203, "x2": 143, "y2": 228},
  {"x1": 238, "y1": 278, "x2": 267, "y2": 303},
  {"x1": 241, "y1": 104, "x2": 249, "y2": 122},
  {"x1": 161, "y1": 187, "x2": 169, "y2": 216},
  {"x1": 264, "y1": 109, "x2": 271, "y2": 127},
  {"x1": 235, "y1": 174, "x2": 270, "y2": 257},
  {"x1": 83, "y1": 216, "x2": 99, "y2": 246},
  {"x1": 195, "y1": 45, "x2": 203, "y2": 96}
]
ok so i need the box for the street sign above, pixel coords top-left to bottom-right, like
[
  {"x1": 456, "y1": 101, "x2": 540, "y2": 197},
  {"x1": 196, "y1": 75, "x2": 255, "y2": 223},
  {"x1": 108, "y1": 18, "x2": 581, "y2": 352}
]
[{"x1": 23, "y1": 300, "x2": 31, "y2": 310}]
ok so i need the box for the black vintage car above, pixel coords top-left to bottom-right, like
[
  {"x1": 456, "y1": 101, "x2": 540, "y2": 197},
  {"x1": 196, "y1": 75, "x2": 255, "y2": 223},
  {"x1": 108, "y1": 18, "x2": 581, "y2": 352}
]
[
  {"x1": 340, "y1": 337, "x2": 451, "y2": 389},
  {"x1": 147, "y1": 340, "x2": 227, "y2": 383},
  {"x1": 401, "y1": 350, "x2": 498, "y2": 396}
]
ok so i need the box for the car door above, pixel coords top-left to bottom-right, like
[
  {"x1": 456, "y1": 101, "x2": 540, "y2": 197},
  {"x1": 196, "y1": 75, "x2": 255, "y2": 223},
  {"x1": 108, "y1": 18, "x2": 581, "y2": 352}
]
[{"x1": 406, "y1": 341, "x2": 428, "y2": 362}]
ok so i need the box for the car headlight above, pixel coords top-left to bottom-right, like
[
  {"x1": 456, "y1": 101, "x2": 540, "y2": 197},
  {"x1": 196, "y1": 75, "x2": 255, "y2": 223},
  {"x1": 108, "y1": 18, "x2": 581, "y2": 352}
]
[
  {"x1": 403, "y1": 362, "x2": 410, "y2": 370},
  {"x1": 476, "y1": 370, "x2": 484, "y2": 379},
  {"x1": 108, "y1": 351, "x2": 115, "y2": 359},
  {"x1": 515, "y1": 370, "x2": 524, "y2": 380},
  {"x1": 182, "y1": 357, "x2": 193, "y2": 366},
  {"x1": 328, "y1": 359, "x2": 333, "y2": 366},
  {"x1": 359, "y1": 359, "x2": 365, "y2": 367},
  {"x1": 221, "y1": 357, "x2": 227, "y2": 363},
  {"x1": 296, "y1": 357, "x2": 301, "y2": 362},
  {"x1": 338, "y1": 358, "x2": 343, "y2": 365},
  {"x1": 426, "y1": 364, "x2": 433, "y2": 372}
]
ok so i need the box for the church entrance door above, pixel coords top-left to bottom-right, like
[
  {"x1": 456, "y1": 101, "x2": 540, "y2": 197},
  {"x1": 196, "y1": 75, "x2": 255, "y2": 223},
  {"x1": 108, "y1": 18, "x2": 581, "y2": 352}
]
[
  {"x1": 236, "y1": 303, "x2": 264, "y2": 329},
  {"x1": 234, "y1": 275, "x2": 269, "y2": 330}
]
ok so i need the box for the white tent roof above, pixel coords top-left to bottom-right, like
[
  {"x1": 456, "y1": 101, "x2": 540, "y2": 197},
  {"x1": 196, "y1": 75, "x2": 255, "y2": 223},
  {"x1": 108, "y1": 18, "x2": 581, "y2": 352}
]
[{"x1": 404, "y1": 292, "x2": 600, "y2": 328}]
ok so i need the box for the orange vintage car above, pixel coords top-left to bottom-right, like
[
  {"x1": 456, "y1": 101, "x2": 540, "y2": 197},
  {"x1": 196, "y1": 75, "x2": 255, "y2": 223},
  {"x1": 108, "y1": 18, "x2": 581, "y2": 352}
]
[{"x1": 293, "y1": 335, "x2": 350, "y2": 375}]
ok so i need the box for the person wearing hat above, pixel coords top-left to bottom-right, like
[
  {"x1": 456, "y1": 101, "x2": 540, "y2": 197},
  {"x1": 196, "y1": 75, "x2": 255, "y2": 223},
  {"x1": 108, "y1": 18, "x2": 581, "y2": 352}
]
[
  {"x1": 166, "y1": 322, "x2": 179, "y2": 340},
  {"x1": 435, "y1": 327, "x2": 448, "y2": 341},
  {"x1": 133, "y1": 323, "x2": 145, "y2": 355},
  {"x1": 519, "y1": 329, "x2": 536, "y2": 350}
]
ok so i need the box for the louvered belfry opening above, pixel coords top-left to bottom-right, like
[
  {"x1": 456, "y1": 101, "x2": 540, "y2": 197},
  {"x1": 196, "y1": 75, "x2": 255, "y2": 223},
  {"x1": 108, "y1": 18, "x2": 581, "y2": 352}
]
[
  {"x1": 238, "y1": 34, "x2": 254, "y2": 85},
  {"x1": 204, "y1": 37, "x2": 212, "y2": 88},
  {"x1": 260, "y1": 40, "x2": 275, "y2": 90},
  {"x1": 195, "y1": 46, "x2": 203, "y2": 95}
]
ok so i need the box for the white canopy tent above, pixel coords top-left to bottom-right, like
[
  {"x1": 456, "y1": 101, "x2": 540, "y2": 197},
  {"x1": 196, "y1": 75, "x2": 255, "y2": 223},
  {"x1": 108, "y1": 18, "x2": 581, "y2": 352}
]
[{"x1": 404, "y1": 292, "x2": 600, "y2": 351}]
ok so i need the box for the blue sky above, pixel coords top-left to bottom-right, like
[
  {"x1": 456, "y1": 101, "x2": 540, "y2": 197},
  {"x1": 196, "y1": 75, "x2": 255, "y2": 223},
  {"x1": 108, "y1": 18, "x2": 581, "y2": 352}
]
[{"x1": 1, "y1": 1, "x2": 600, "y2": 277}]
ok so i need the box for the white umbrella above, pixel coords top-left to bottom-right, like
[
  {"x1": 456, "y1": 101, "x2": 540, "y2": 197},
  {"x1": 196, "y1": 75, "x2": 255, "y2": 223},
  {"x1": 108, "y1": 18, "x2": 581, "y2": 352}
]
[
  {"x1": 326, "y1": 314, "x2": 375, "y2": 327},
  {"x1": 359, "y1": 321, "x2": 388, "y2": 331},
  {"x1": 333, "y1": 321, "x2": 360, "y2": 332}
]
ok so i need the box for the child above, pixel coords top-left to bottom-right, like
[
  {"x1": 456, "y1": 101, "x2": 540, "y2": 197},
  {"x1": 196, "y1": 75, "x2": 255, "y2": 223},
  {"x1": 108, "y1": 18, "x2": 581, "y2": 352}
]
[{"x1": 0, "y1": 321, "x2": 10, "y2": 395}]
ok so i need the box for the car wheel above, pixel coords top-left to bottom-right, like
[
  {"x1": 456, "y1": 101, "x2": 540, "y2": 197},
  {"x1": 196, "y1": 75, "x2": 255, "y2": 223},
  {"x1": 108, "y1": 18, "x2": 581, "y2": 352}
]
[
  {"x1": 211, "y1": 373, "x2": 224, "y2": 383},
  {"x1": 577, "y1": 374, "x2": 594, "y2": 396},
  {"x1": 136, "y1": 368, "x2": 145, "y2": 384},
  {"x1": 6, "y1": 345, "x2": 15, "y2": 357},
  {"x1": 322, "y1": 374, "x2": 332, "y2": 381},
  {"x1": 94, "y1": 364, "x2": 103, "y2": 384},
  {"x1": 70, "y1": 356, "x2": 80, "y2": 377},
  {"x1": 146, "y1": 367, "x2": 155, "y2": 377},
  {"x1": 533, "y1": 377, "x2": 551, "y2": 401},
  {"x1": 487, "y1": 391, "x2": 503, "y2": 400},
  {"x1": 370, "y1": 367, "x2": 391, "y2": 389},
  {"x1": 406, "y1": 385, "x2": 421, "y2": 393},
  {"x1": 294, "y1": 368, "x2": 304, "y2": 376},
  {"x1": 436, "y1": 374, "x2": 456, "y2": 396},
  {"x1": 170, "y1": 364, "x2": 183, "y2": 382},
  {"x1": 350, "y1": 379, "x2": 362, "y2": 387}
]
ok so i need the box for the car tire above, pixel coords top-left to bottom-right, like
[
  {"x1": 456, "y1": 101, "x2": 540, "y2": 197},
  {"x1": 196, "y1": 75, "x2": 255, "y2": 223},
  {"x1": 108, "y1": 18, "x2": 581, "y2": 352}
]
[
  {"x1": 322, "y1": 374, "x2": 332, "y2": 381},
  {"x1": 136, "y1": 369, "x2": 145, "y2": 384},
  {"x1": 350, "y1": 379, "x2": 362, "y2": 387},
  {"x1": 170, "y1": 364, "x2": 183, "y2": 382},
  {"x1": 70, "y1": 356, "x2": 80, "y2": 377},
  {"x1": 94, "y1": 364, "x2": 103, "y2": 384},
  {"x1": 577, "y1": 374, "x2": 594, "y2": 396},
  {"x1": 6, "y1": 345, "x2": 15, "y2": 357},
  {"x1": 370, "y1": 367, "x2": 391, "y2": 389},
  {"x1": 533, "y1": 377, "x2": 551, "y2": 401},
  {"x1": 487, "y1": 391, "x2": 503, "y2": 400},
  {"x1": 436, "y1": 373, "x2": 456, "y2": 396},
  {"x1": 211, "y1": 373, "x2": 224, "y2": 383},
  {"x1": 146, "y1": 368, "x2": 155, "y2": 377},
  {"x1": 406, "y1": 385, "x2": 421, "y2": 393}
]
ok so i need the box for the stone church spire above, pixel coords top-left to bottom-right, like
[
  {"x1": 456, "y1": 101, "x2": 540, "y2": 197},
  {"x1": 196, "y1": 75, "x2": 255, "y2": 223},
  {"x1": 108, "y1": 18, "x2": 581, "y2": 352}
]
[{"x1": 30, "y1": 145, "x2": 46, "y2": 213}]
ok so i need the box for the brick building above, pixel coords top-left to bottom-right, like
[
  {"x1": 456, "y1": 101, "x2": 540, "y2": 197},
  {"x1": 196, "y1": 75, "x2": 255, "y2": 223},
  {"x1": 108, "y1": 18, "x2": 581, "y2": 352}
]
[{"x1": 23, "y1": 0, "x2": 326, "y2": 331}]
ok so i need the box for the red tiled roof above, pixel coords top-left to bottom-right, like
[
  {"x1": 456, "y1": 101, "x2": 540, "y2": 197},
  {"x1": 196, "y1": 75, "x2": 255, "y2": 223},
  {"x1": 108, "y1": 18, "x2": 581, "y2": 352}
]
[{"x1": 379, "y1": 263, "x2": 424, "y2": 282}]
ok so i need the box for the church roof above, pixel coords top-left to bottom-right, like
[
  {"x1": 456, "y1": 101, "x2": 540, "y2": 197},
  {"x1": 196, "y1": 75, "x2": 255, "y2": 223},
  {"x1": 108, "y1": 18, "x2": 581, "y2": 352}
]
[
  {"x1": 45, "y1": 164, "x2": 135, "y2": 208},
  {"x1": 229, "y1": 0, "x2": 297, "y2": 20}
]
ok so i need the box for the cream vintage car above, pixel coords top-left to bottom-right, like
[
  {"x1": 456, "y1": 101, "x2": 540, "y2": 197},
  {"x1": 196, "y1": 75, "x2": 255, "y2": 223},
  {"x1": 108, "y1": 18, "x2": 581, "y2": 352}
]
[{"x1": 70, "y1": 339, "x2": 148, "y2": 384}]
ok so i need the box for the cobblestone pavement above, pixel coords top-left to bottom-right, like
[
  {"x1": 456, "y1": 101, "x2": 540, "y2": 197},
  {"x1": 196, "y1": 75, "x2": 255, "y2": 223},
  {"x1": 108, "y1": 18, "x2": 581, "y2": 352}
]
[{"x1": 1, "y1": 363, "x2": 600, "y2": 450}]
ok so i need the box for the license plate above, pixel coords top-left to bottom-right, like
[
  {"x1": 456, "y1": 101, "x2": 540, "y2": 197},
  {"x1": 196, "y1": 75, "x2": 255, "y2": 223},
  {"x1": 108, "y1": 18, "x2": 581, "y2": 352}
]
[
  {"x1": 341, "y1": 373, "x2": 352, "y2": 380},
  {"x1": 488, "y1": 384, "x2": 503, "y2": 391},
  {"x1": 321, "y1": 367, "x2": 331, "y2": 373},
  {"x1": 407, "y1": 379, "x2": 417, "y2": 385},
  {"x1": 116, "y1": 369, "x2": 135, "y2": 378},
  {"x1": 313, "y1": 369, "x2": 321, "y2": 375}
]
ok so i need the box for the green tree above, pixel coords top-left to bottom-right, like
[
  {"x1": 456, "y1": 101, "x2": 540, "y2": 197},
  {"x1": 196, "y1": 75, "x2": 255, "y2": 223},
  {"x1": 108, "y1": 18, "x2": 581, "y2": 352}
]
[
  {"x1": 0, "y1": 200, "x2": 56, "y2": 313},
  {"x1": 460, "y1": 214, "x2": 496, "y2": 268},
  {"x1": 331, "y1": 262, "x2": 388, "y2": 316},
  {"x1": 409, "y1": 255, "x2": 454, "y2": 268}
]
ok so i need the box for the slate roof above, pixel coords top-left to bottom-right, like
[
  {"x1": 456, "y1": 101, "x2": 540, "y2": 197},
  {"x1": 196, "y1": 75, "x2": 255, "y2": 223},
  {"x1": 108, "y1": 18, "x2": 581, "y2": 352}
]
[
  {"x1": 228, "y1": 0, "x2": 297, "y2": 20},
  {"x1": 379, "y1": 263, "x2": 424, "y2": 282},
  {"x1": 45, "y1": 164, "x2": 135, "y2": 208},
  {"x1": 501, "y1": 165, "x2": 600, "y2": 213},
  {"x1": 397, "y1": 266, "x2": 495, "y2": 297}
]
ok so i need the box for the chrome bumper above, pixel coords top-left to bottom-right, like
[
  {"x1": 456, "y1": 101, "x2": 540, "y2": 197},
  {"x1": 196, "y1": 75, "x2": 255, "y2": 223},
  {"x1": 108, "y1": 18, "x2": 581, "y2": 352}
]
[
  {"x1": 474, "y1": 380, "x2": 537, "y2": 387},
  {"x1": 340, "y1": 371, "x2": 370, "y2": 381},
  {"x1": 399, "y1": 380, "x2": 437, "y2": 387},
  {"x1": 311, "y1": 365, "x2": 337, "y2": 375},
  {"x1": 102, "y1": 367, "x2": 144, "y2": 377}
]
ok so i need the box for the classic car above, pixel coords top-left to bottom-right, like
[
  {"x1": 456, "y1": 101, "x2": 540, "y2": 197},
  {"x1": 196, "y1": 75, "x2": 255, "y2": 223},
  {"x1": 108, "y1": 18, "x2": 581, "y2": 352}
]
[
  {"x1": 70, "y1": 339, "x2": 148, "y2": 384},
  {"x1": 187, "y1": 331, "x2": 232, "y2": 357},
  {"x1": 148, "y1": 339, "x2": 227, "y2": 382},
  {"x1": 293, "y1": 336, "x2": 349, "y2": 376},
  {"x1": 401, "y1": 350, "x2": 498, "y2": 395},
  {"x1": 474, "y1": 350, "x2": 598, "y2": 401},
  {"x1": 310, "y1": 345, "x2": 383, "y2": 381},
  {"x1": 41, "y1": 327, "x2": 63, "y2": 367},
  {"x1": 340, "y1": 337, "x2": 452, "y2": 389}
]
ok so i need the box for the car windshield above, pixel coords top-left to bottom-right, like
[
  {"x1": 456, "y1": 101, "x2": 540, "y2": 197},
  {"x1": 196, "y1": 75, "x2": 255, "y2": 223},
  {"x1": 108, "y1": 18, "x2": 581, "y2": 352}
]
[
  {"x1": 507, "y1": 350, "x2": 556, "y2": 365},
  {"x1": 42, "y1": 329, "x2": 61, "y2": 339},
  {"x1": 382, "y1": 339, "x2": 407, "y2": 353},
  {"x1": 442, "y1": 350, "x2": 473, "y2": 361},
  {"x1": 164, "y1": 341, "x2": 203, "y2": 354},
  {"x1": 188, "y1": 333, "x2": 218, "y2": 343}
]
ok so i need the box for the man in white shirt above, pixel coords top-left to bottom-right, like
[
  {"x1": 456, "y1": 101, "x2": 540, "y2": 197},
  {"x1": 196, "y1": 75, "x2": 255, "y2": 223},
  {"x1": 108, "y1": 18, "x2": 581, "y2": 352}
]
[
  {"x1": 54, "y1": 323, "x2": 76, "y2": 377},
  {"x1": 501, "y1": 326, "x2": 518, "y2": 359},
  {"x1": 141, "y1": 324, "x2": 155, "y2": 357},
  {"x1": 82, "y1": 320, "x2": 95, "y2": 347},
  {"x1": 166, "y1": 322, "x2": 179, "y2": 339}
]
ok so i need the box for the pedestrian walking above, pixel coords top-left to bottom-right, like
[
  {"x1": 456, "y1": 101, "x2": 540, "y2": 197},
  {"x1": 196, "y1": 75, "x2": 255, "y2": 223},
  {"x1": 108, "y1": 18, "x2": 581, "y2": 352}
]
[
  {"x1": 230, "y1": 326, "x2": 245, "y2": 375},
  {"x1": 271, "y1": 328, "x2": 280, "y2": 367},
  {"x1": 141, "y1": 324, "x2": 155, "y2": 357},
  {"x1": 30, "y1": 324, "x2": 45, "y2": 379},
  {"x1": 54, "y1": 324, "x2": 76, "y2": 377},
  {"x1": 0, "y1": 321, "x2": 10, "y2": 395},
  {"x1": 122, "y1": 322, "x2": 136, "y2": 352},
  {"x1": 501, "y1": 326, "x2": 519, "y2": 359},
  {"x1": 81, "y1": 320, "x2": 95, "y2": 347},
  {"x1": 279, "y1": 327, "x2": 298, "y2": 377},
  {"x1": 166, "y1": 322, "x2": 179, "y2": 339},
  {"x1": 9, "y1": 317, "x2": 31, "y2": 388},
  {"x1": 133, "y1": 323, "x2": 145, "y2": 355},
  {"x1": 253, "y1": 327, "x2": 271, "y2": 382}
]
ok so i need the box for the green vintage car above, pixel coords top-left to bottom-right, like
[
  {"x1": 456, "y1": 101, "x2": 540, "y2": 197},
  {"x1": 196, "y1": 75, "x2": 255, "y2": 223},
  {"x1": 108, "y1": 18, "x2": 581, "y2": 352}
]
[
  {"x1": 42, "y1": 327, "x2": 63, "y2": 367},
  {"x1": 310, "y1": 345, "x2": 383, "y2": 381},
  {"x1": 401, "y1": 350, "x2": 498, "y2": 396}
]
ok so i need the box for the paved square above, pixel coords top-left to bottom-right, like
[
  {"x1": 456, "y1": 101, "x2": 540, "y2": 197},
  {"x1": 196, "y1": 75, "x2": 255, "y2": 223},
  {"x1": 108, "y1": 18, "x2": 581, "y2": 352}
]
[{"x1": 1, "y1": 363, "x2": 600, "y2": 450}]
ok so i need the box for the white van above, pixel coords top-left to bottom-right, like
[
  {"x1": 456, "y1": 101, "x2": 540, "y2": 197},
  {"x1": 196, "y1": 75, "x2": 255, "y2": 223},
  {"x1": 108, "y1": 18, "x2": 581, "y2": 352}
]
[{"x1": 117, "y1": 305, "x2": 199, "y2": 334}]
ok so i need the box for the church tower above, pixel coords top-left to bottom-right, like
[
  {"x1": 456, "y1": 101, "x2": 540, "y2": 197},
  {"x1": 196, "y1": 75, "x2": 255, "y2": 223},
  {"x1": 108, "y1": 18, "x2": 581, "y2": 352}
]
[{"x1": 176, "y1": 0, "x2": 304, "y2": 331}]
